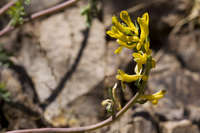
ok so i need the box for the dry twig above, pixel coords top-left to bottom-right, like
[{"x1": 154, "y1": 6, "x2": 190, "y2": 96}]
[
  {"x1": 7, "y1": 93, "x2": 140, "y2": 133},
  {"x1": 0, "y1": 0, "x2": 80, "y2": 37},
  {"x1": 0, "y1": 0, "x2": 18, "y2": 16}
]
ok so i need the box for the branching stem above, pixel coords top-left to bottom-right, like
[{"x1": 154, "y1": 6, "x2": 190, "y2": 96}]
[
  {"x1": 0, "y1": 0, "x2": 80, "y2": 37},
  {"x1": 0, "y1": 0, "x2": 18, "y2": 16},
  {"x1": 7, "y1": 92, "x2": 140, "y2": 133}
]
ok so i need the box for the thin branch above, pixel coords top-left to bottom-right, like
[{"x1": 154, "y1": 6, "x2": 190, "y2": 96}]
[
  {"x1": 0, "y1": 0, "x2": 80, "y2": 37},
  {"x1": 0, "y1": 0, "x2": 18, "y2": 16},
  {"x1": 30, "y1": 0, "x2": 80, "y2": 20},
  {"x1": 6, "y1": 92, "x2": 140, "y2": 133},
  {"x1": 0, "y1": 22, "x2": 14, "y2": 36}
]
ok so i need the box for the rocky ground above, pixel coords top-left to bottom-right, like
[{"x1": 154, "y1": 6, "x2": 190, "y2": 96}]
[{"x1": 0, "y1": 0, "x2": 200, "y2": 133}]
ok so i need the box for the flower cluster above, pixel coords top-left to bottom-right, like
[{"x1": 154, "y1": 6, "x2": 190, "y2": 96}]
[{"x1": 103, "y1": 11, "x2": 165, "y2": 111}]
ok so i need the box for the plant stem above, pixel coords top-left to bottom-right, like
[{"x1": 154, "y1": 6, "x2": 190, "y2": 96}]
[
  {"x1": 0, "y1": 0, "x2": 80, "y2": 37},
  {"x1": 30, "y1": 0, "x2": 80, "y2": 20},
  {"x1": 7, "y1": 92, "x2": 140, "y2": 133},
  {"x1": 0, "y1": 0, "x2": 18, "y2": 16},
  {"x1": 0, "y1": 22, "x2": 13, "y2": 37}
]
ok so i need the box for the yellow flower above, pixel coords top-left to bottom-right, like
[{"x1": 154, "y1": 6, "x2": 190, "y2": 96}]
[
  {"x1": 114, "y1": 39, "x2": 137, "y2": 54},
  {"x1": 120, "y1": 11, "x2": 138, "y2": 35},
  {"x1": 132, "y1": 52, "x2": 156, "y2": 73},
  {"x1": 140, "y1": 90, "x2": 166, "y2": 105},
  {"x1": 112, "y1": 16, "x2": 132, "y2": 35},
  {"x1": 132, "y1": 52, "x2": 147, "y2": 74},
  {"x1": 107, "y1": 26, "x2": 139, "y2": 54},
  {"x1": 114, "y1": 46, "x2": 123, "y2": 54},
  {"x1": 116, "y1": 69, "x2": 147, "y2": 83},
  {"x1": 137, "y1": 12, "x2": 149, "y2": 50},
  {"x1": 106, "y1": 11, "x2": 141, "y2": 54}
]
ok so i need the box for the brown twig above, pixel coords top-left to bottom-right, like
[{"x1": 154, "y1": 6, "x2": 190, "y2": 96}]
[
  {"x1": 30, "y1": 0, "x2": 80, "y2": 20},
  {"x1": 7, "y1": 92, "x2": 140, "y2": 133},
  {"x1": 0, "y1": 22, "x2": 14, "y2": 36},
  {"x1": 0, "y1": 0, "x2": 18, "y2": 16},
  {"x1": 0, "y1": 0, "x2": 80, "y2": 37}
]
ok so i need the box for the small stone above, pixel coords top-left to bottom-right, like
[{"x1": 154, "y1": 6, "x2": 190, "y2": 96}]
[
  {"x1": 149, "y1": 50, "x2": 200, "y2": 109},
  {"x1": 161, "y1": 120, "x2": 199, "y2": 133},
  {"x1": 127, "y1": 116, "x2": 157, "y2": 133},
  {"x1": 27, "y1": 0, "x2": 63, "y2": 13},
  {"x1": 169, "y1": 29, "x2": 200, "y2": 72},
  {"x1": 103, "y1": 109, "x2": 157, "y2": 133},
  {"x1": 186, "y1": 105, "x2": 200, "y2": 122}
]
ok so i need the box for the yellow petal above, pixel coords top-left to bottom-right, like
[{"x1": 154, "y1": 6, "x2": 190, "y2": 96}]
[
  {"x1": 132, "y1": 53, "x2": 142, "y2": 58},
  {"x1": 142, "y1": 12, "x2": 149, "y2": 25},
  {"x1": 116, "y1": 69, "x2": 143, "y2": 83},
  {"x1": 120, "y1": 11, "x2": 131, "y2": 26},
  {"x1": 153, "y1": 94, "x2": 164, "y2": 99},
  {"x1": 106, "y1": 30, "x2": 116, "y2": 38},
  {"x1": 117, "y1": 40, "x2": 136, "y2": 49},
  {"x1": 136, "y1": 42, "x2": 142, "y2": 50},
  {"x1": 140, "y1": 90, "x2": 166, "y2": 105},
  {"x1": 153, "y1": 90, "x2": 166, "y2": 96},
  {"x1": 114, "y1": 46, "x2": 123, "y2": 54},
  {"x1": 137, "y1": 12, "x2": 150, "y2": 48},
  {"x1": 151, "y1": 99, "x2": 158, "y2": 105},
  {"x1": 112, "y1": 16, "x2": 132, "y2": 35},
  {"x1": 120, "y1": 11, "x2": 138, "y2": 35},
  {"x1": 133, "y1": 52, "x2": 147, "y2": 65},
  {"x1": 112, "y1": 16, "x2": 119, "y2": 25}
]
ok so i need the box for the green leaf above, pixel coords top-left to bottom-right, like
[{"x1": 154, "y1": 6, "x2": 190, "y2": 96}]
[
  {"x1": 7, "y1": 0, "x2": 31, "y2": 26},
  {"x1": 24, "y1": 0, "x2": 31, "y2": 5},
  {"x1": 81, "y1": 0, "x2": 99, "y2": 27}
]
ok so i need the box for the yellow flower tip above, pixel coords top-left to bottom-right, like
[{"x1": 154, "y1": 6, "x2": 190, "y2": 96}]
[
  {"x1": 116, "y1": 69, "x2": 144, "y2": 83},
  {"x1": 137, "y1": 17, "x2": 142, "y2": 24},
  {"x1": 114, "y1": 46, "x2": 123, "y2": 54},
  {"x1": 116, "y1": 69, "x2": 125, "y2": 80},
  {"x1": 137, "y1": 12, "x2": 150, "y2": 45},
  {"x1": 112, "y1": 16, "x2": 118, "y2": 24},
  {"x1": 106, "y1": 30, "x2": 113, "y2": 36},
  {"x1": 151, "y1": 99, "x2": 158, "y2": 105},
  {"x1": 158, "y1": 90, "x2": 167, "y2": 95},
  {"x1": 120, "y1": 10, "x2": 129, "y2": 21},
  {"x1": 136, "y1": 42, "x2": 142, "y2": 51},
  {"x1": 119, "y1": 10, "x2": 138, "y2": 35},
  {"x1": 107, "y1": 26, "x2": 119, "y2": 38},
  {"x1": 116, "y1": 75, "x2": 121, "y2": 81},
  {"x1": 132, "y1": 53, "x2": 140, "y2": 58},
  {"x1": 140, "y1": 90, "x2": 166, "y2": 105},
  {"x1": 117, "y1": 39, "x2": 137, "y2": 49},
  {"x1": 152, "y1": 90, "x2": 166, "y2": 100},
  {"x1": 142, "y1": 12, "x2": 149, "y2": 23},
  {"x1": 137, "y1": 12, "x2": 149, "y2": 24},
  {"x1": 132, "y1": 52, "x2": 147, "y2": 65}
]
